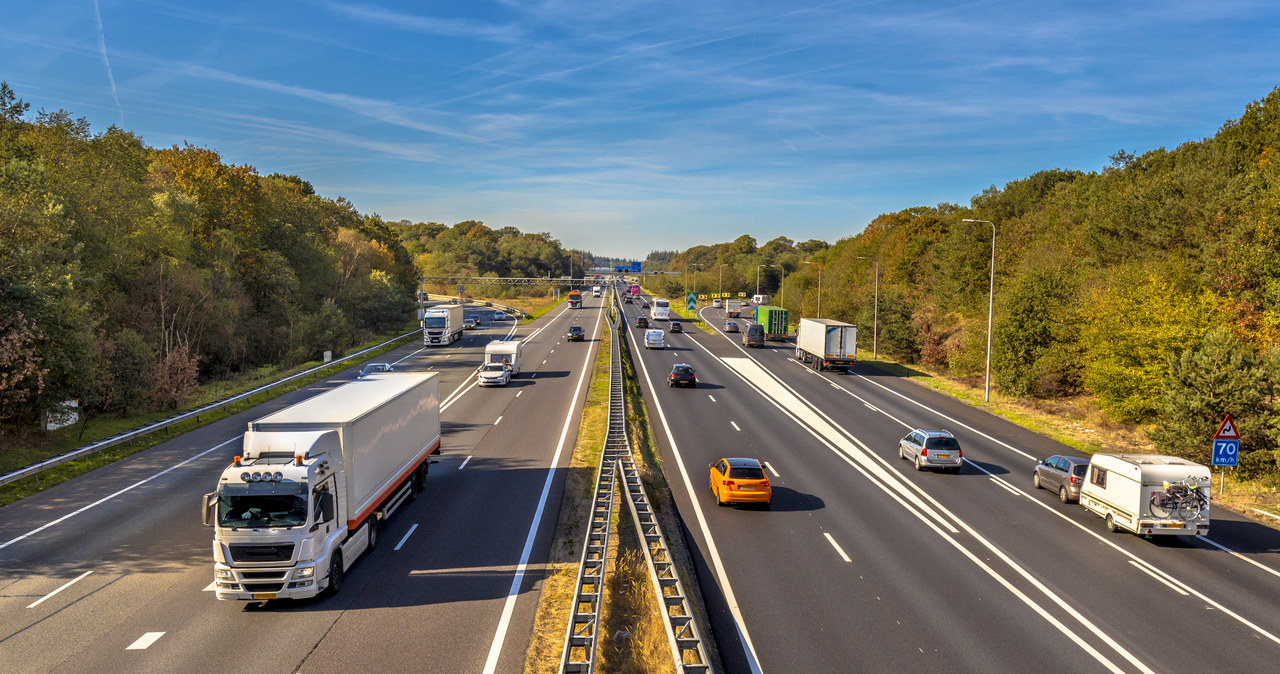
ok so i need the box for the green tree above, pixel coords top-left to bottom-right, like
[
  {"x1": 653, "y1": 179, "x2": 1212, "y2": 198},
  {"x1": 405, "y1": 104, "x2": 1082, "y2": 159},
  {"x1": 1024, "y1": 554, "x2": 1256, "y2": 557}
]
[
  {"x1": 993, "y1": 266, "x2": 1082, "y2": 397},
  {"x1": 106, "y1": 328, "x2": 154, "y2": 416}
]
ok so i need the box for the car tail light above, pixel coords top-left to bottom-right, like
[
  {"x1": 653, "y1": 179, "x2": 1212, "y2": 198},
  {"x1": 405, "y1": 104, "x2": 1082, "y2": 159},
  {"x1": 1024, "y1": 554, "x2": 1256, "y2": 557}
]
[
  {"x1": 723, "y1": 480, "x2": 736, "y2": 488},
  {"x1": 920, "y1": 448, "x2": 928, "y2": 457},
  {"x1": 957, "y1": 448, "x2": 963, "y2": 458},
  {"x1": 1069, "y1": 476, "x2": 1082, "y2": 485},
  {"x1": 761, "y1": 480, "x2": 770, "y2": 488}
]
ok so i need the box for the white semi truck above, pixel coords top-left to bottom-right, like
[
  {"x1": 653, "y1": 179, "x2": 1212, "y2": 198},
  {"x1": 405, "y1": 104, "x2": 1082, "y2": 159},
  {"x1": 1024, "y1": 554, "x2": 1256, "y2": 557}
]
[
  {"x1": 795, "y1": 317, "x2": 858, "y2": 371},
  {"x1": 204, "y1": 372, "x2": 441, "y2": 600},
  {"x1": 422, "y1": 304, "x2": 465, "y2": 345}
]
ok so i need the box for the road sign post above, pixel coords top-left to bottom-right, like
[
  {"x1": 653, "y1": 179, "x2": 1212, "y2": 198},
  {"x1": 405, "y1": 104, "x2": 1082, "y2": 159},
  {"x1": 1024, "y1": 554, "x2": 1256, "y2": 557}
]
[{"x1": 1212, "y1": 414, "x2": 1240, "y2": 495}]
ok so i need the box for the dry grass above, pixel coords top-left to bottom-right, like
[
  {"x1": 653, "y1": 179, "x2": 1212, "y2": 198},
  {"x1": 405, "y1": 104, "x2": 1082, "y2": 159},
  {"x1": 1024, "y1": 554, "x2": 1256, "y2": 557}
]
[{"x1": 599, "y1": 540, "x2": 678, "y2": 674}]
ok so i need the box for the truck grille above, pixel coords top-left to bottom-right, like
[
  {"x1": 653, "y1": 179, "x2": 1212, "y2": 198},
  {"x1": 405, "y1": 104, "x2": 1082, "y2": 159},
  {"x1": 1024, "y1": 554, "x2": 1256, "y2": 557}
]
[
  {"x1": 228, "y1": 543, "x2": 294, "y2": 563},
  {"x1": 242, "y1": 582, "x2": 286, "y2": 593}
]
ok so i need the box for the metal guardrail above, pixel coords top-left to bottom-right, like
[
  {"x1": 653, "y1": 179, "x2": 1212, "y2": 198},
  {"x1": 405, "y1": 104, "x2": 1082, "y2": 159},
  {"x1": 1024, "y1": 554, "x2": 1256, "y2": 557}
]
[{"x1": 0, "y1": 329, "x2": 419, "y2": 488}]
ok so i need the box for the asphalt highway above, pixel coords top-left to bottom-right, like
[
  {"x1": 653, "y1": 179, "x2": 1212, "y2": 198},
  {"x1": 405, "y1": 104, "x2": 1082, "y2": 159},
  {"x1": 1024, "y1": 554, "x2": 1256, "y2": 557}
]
[{"x1": 0, "y1": 298, "x2": 607, "y2": 673}]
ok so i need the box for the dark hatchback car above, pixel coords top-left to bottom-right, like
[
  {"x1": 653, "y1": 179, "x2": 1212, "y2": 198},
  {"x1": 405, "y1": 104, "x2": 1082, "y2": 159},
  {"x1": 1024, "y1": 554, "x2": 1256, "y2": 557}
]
[
  {"x1": 670, "y1": 320, "x2": 683, "y2": 333},
  {"x1": 567, "y1": 325, "x2": 585, "y2": 342},
  {"x1": 668, "y1": 363, "x2": 697, "y2": 388},
  {"x1": 1033, "y1": 455, "x2": 1089, "y2": 502},
  {"x1": 635, "y1": 316, "x2": 649, "y2": 329}
]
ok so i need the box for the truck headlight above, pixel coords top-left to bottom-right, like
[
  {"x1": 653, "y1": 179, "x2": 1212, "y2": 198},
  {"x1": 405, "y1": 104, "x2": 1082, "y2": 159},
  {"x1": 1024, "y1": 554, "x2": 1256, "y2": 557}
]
[
  {"x1": 292, "y1": 566, "x2": 315, "y2": 579},
  {"x1": 215, "y1": 568, "x2": 233, "y2": 580}
]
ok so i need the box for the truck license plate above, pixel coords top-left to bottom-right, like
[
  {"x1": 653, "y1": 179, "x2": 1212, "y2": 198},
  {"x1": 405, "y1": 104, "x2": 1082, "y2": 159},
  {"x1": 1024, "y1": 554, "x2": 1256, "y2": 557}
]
[{"x1": 252, "y1": 593, "x2": 276, "y2": 600}]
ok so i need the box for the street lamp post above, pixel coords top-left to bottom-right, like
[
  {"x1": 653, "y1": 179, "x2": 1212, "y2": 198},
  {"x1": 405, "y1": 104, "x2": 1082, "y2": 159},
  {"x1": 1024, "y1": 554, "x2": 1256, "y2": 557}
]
[
  {"x1": 962, "y1": 218, "x2": 997, "y2": 402},
  {"x1": 756, "y1": 264, "x2": 766, "y2": 295},
  {"x1": 803, "y1": 261, "x2": 823, "y2": 318},
  {"x1": 718, "y1": 263, "x2": 726, "y2": 296},
  {"x1": 856, "y1": 256, "x2": 879, "y2": 359}
]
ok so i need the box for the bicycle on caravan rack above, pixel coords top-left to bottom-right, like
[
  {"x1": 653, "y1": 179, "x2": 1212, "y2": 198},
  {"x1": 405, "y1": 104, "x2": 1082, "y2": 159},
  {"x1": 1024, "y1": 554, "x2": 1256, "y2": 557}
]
[{"x1": 1149, "y1": 477, "x2": 1209, "y2": 521}]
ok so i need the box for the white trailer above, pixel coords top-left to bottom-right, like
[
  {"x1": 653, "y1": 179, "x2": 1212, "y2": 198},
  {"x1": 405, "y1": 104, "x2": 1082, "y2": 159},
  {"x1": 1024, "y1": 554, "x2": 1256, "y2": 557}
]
[
  {"x1": 485, "y1": 340, "x2": 523, "y2": 375},
  {"x1": 1079, "y1": 453, "x2": 1211, "y2": 536},
  {"x1": 423, "y1": 304, "x2": 465, "y2": 346},
  {"x1": 795, "y1": 318, "x2": 858, "y2": 371},
  {"x1": 204, "y1": 372, "x2": 441, "y2": 600}
]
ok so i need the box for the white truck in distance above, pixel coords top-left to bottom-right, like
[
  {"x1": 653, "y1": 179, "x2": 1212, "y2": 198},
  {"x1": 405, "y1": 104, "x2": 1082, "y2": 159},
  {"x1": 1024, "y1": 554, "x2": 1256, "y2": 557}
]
[
  {"x1": 795, "y1": 318, "x2": 857, "y2": 371},
  {"x1": 204, "y1": 372, "x2": 440, "y2": 600},
  {"x1": 592, "y1": 286, "x2": 602, "y2": 297},
  {"x1": 422, "y1": 304, "x2": 465, "y2": 346},
  {"x1": 484, "y1": 340, "x2": 523, "y2": 375}
]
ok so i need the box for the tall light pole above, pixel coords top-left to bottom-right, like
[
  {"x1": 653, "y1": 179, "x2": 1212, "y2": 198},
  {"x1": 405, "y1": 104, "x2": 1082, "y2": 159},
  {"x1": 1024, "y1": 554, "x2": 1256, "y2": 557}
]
[
  {"x1": 962, "y1": 218, "x2": 997, "y2": 402},
  {"x1": 718, "y1": 263, "x2": 726, "y2": 296},
  {"x1": 856, "y1": 256, "x2": 878, "y2": 359},
  {"x1": 803, "y1": 261, "x2": 823, "y2": 318},
  {"x1": 756, "y1": 264, "x2": 766, "y2": 295}
]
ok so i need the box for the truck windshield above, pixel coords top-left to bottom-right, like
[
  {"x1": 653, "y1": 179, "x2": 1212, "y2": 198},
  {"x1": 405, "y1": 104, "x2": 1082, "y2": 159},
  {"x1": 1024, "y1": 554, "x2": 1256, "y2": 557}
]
[
  {"x1": 423, "y1": 316, "x2": 447, "y2": 328},
  {"x1": 218, "y1": 481, "x2": 309, "y2": 528}
]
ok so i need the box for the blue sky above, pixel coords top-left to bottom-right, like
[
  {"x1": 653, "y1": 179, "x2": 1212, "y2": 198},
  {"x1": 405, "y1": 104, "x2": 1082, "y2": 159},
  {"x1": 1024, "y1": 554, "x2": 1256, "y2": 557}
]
[{"x1": 2, "y1": 1, "x2": 1279, "y2": 258}]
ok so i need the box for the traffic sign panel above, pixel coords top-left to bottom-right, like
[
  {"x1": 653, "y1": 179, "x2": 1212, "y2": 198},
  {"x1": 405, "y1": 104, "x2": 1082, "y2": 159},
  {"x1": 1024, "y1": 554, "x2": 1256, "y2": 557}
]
[
  {"x1": 1213, "y1": 439, "x2": 1239, "y2": 466},
  {"x1": 1214, "y1": 414, "x2": 1240, "y2": 440}
]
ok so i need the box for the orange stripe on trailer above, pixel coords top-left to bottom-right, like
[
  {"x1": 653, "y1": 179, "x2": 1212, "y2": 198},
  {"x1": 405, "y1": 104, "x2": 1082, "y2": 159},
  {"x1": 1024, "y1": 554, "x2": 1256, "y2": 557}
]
[{"x1": 346, "y1": 436, "x2": 440, "y2": 531}]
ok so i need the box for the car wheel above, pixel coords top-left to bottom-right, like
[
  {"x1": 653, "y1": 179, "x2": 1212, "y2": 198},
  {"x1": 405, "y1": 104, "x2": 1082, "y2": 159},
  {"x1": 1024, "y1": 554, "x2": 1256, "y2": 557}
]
[
  {"x1": 914, "y1": 455, "x2": 925, "y2": 471},
  {"x1": 715, "y1": 485, "x2": 727, "y2": 507},
  {"x1": 1033, "y1": 472, "x2": 1041, "y2": 489},
  {"x1": 1105, "y1": 513, "x2": 1118, "y2": 533},
  {"x1": 898, "y1": 445, "x2": 907, "y2": 460},
  {"x1": 1059, "y1": 486, "x2": 1069, "y2": 504}
]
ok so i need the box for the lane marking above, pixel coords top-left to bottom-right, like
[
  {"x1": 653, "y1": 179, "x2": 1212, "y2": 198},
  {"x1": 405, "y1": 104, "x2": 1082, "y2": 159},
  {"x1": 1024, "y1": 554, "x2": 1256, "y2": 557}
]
[
  {"x1": 763, "y1": 461, "x2": 779, "y2": 478},
  {"x1": 2, "y1": 437, "x2": 238, "y2": 550},
  {"x1": 494, "y1": 416, "x2": 503, "y2": 426},
  {"x1": 203, "y1": 582, "x2": 215, "y2": 592},
  {"x1": 459, "y1": 455, "x2": 472, "y2": 470},
  {"x1": 391, "y1": 348, "x2": 426, "y2": 365},
  {"x1": 26, "y1": 570, "x2": 93, "y2": 608},
  {"x1": 989, "y1": 476, "x2": 1022, "y2": 497},
  {"x1": 126, "y1": 632, "x2": 165, "y2": 650},
  {"x1": 531, "y1": 373, "x2": 538, "y2": 379},
  {"x1": 708, "y1": 395, "x2": 716, "y2": 403},
  {"x1": 824, "y1": 533, "x2": 852, "y2": 563},
  {"x1": 730, "y1": 421, "x2": 741, "y2": 432},
  {"x1": 516, "y1": 390, "x2": 523, "y2": 398},
  {"x1": 394, "y1": 523, "x2": 419, "y2": 551},
  {"x1": 542, "y1": 360, "x2": 547, "y2": 365},
  {"x1": 482, "y1": 299, "x2": 606, "y2": 674},
  {"x1": 1128, "y1": 560, "x2": 1189, "y2": 596},
  {"x1": 1250, "y1": 507, "x2": 1280, "y2": 521}
]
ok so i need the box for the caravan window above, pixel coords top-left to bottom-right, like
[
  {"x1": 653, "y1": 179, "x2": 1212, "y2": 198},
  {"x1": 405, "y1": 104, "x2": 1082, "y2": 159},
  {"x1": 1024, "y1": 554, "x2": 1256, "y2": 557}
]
[{"x1": 1090, "y1": 465, "x2": 1107, "y2": 488}]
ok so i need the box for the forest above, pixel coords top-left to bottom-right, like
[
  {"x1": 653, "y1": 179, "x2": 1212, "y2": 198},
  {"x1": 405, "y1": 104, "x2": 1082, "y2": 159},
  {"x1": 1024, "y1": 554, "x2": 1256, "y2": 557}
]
[
  {"x1": 648, "y1": 87, "x2": 1280, "y2": 477},
  {"x1": 0, "y1": 83, "x2": 574, "y2": 433}
]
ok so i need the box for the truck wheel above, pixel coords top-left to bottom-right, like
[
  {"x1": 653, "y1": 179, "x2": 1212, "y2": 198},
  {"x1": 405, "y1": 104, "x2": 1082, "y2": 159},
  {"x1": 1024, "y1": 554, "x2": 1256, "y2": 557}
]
[
  {"x1": 326, "y1": 553, "x2": 344, "y2": 596},
  {"x1": 367, "y1": 519, "x2": 378, "y2": 551},
  {"x1": 1105, "y1": 513, "x2": 1118, "y2": 533}
]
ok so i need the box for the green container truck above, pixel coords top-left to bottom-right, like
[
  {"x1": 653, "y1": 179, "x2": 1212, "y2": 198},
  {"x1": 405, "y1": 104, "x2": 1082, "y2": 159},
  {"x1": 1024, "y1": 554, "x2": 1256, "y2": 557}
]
[{"x1": 754, "y1": 305, "x2": 789, "y2": 340}]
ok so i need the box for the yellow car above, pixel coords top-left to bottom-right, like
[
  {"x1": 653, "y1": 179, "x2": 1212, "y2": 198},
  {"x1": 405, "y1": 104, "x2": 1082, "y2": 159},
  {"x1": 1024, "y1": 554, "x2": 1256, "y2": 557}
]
[{"x1": 709, "y1": 457, "x2": 771, "y2": 509}]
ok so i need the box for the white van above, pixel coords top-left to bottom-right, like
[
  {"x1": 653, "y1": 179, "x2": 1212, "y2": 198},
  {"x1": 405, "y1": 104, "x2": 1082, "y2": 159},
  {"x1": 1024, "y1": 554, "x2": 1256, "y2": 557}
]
[
  {"x1": 644, "y1": 329, "x2": 665, "y2": 349},
  {"x1": 1079, "y1": 453, "x2": 1211, "y2": 536},
  {"x1": 484, "y1": 340, "x2": 523, "y2": 375},
  {"x1": 592, "y1": 286, "x2": 602, "y2": 297},
  {"x1": 752, "y1": 294, "x2": 771, "y2": 306}
]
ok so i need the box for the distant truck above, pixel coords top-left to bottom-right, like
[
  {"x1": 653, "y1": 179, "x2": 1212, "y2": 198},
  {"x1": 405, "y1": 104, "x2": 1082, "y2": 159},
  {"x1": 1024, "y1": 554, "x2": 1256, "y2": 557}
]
[
  {"x1": 592, "y1": 286, "x2": 602, "y2": 297},
  {"x1": 568, "y1": 290, "x2": 582, "y2": 308},
  {"x1": 795, "y1": 318, "x2": 857, "y2": 371},
  {"x1": 204, "y1": 372, "x2": 441, "y2": 600},
  {"x1": 752, "y1": 294, "x2": 771, "y2": 306},
  {"x1": 1079, "y1": 453, "x2": 1211, "y2": 537},
  {"x1": 754, "y1": 305, "x2": 789, "y2": 340},
  {"x1": 485, "y1": 340, "x2": 523, "y2": 375},
  {"x1": 422, "y1": 304, "x2": 465, "y2": 346},
  {"x1": 726, "y1": 301, "x2": 741, "y2": 318}
]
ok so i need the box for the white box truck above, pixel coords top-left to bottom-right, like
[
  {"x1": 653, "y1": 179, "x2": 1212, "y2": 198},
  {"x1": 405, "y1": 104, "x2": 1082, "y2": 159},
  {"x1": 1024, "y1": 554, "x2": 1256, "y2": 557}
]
[
  {"x1": 592, "y1": 286, "x2": 602, "y2": 297},
  {"x1": 1079, "y1": 453, "x2": 1211, "y2": 536},
  {"x1": 203, "y1": 372, "x2": 441, "y2": 600},
  {"x1": 485, "y1": 340, "x2": 523, "y2": 375},
  {"x1": 422, "y1": 304, "x2": 465, "y2": 346},
  {"x1": 795, "y1": 318, "x2": 858, "y2": 371}
]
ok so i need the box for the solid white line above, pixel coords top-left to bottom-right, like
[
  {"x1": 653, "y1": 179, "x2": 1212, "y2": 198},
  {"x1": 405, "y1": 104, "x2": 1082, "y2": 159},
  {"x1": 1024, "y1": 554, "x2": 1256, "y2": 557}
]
[
  {"x1": 126, "y1": 632, "x2": 165, "y2": 650},
  {"x1": 394, "y1": 523, "x2": 419, "y2": 551},
  {"x1": 763, "y1": 461, "x2": 779, "y2": 478},
  {"x1": 1250, "y1": 506, "x2": 1280, "y2": 521},
  {"x1": 1128, "y1": 560, "x2": 1189, "y2": 596},
  {"x1": 482, "y1": 300, "x2": 605, "y2": 674},
  {"x1": 459, "y1": 455, "x2": 472, "y2": 470},
  {"x1": 730, "y1": 421, "x2": 741, "y2": 432},
  {"x1": 1199, "y1": 536, "x2": 1280, "y2": 581},
  {"x1": 26, "y1": 570, "x2": 93, "y2": 608},
  {"x1": 989, "y1": 476, "x2": 1023, "y2": 497},
  {"x1": 1, "y1": 436, "x2": 239, "y2": 550},
  {"x1": 824, "y1": 533, "x2": 852, "y2": 563},
  {"x1": 494, "y1": 416, "x2": 503, "y2": 426}
]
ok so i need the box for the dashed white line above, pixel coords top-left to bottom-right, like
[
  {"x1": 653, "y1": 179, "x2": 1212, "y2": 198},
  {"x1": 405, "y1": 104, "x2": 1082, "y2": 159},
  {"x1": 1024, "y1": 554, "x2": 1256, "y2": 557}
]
[
  {"x1": 730, "y1": 421, "x2": 741, "y2": 432},
  {"x1": 531, "y1": 373, "x2": 538, "y2": 379},
  {"x1": 708, "y1": 395, "x2": 716, "y2": 402},
  {"x1": 494, "y1": 416, "x2": 503, "y2": 426},
  {"x1": 824, "y1": 533, "x2": 852, "y2": 563},
  {"x1": 516, "y1": 390, "x2": 523, "y2": 397},
  {"x1": 542, "y1": 359, "x2": 547, "y2": 365},
  {"x1": 26, "y1": 570, "x2": 93, "y2": 608},
  {"x1": 394, "y1": 523, "x2": 419, "y2": 551},
  {"x1": 126, "y1": 632, "x2": 165, "y2": 650},
  {"x1": 459, "y1": 455, "x2": 472, "y2": 470},
  {"x1": 763, "y1": 461, "x2": 779, "y2": 477}
]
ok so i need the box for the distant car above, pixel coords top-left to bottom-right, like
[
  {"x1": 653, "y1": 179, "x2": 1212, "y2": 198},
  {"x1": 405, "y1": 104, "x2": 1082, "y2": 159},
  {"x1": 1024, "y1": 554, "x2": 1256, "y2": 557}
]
[
  {"x1": 668, "y1": 364, "x2": 697, "y2": 388},
  {"x1": 641, "y1": 301, "x2": 650, "y2": 310},
  {"x1": 898, "y1": 429, "x2": 963, "y2": 473},
  {"x1": 669, "y1": 320, "x2": 683, "y2": 333},
  {"x1": 635, "y1": 316, "x2": 649, "y2": 329},
  {"x1": 724, "y1": 321, "x2": 739, "y2": 333},
  {"x1": 567, "y1": 325, "x2": 585, "y2": 342},
  {"x1": 493, "y1": 310, "x2": 507, "y2": 321},
  {"x1": 623, "y1": 295, "x2": 633, "y2": 303},
  {"x1": 477, "y1": 363, "x2": 511, "y2": 387},
  {"x1": 644, "y1": 328, "x2": 665, "y2": 349},
  {"x1": 1033, "y1": 455, "x2": 1089, "y2": 502},
  {"x1": 709, "y1": 457, "x2": 771, "y2": 508},
  {"x1": 463, "y1": 317, "x2": 479, "y2": 329},
  {"x1": 358, "y1": 363, "x2": 392, "y2": 378},
  {"x1": 713, "y1": 299, "x2": 723, "y2": 308}
]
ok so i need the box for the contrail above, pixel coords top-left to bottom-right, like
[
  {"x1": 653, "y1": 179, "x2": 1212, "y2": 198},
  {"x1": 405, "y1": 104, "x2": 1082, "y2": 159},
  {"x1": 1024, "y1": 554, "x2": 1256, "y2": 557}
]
[{"x1": 92, "y1": 0, "x2": 123, "y2": 124}]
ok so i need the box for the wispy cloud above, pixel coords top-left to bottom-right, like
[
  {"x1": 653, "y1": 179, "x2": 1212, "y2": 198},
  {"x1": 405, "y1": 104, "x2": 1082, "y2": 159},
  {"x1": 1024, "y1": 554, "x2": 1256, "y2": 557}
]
[
  {"x1": 92, "y1": 0, "x2": 123, "y2": 124},
  {"x1": 312, "y1": 0, "x2": 523, "y2": 43}
]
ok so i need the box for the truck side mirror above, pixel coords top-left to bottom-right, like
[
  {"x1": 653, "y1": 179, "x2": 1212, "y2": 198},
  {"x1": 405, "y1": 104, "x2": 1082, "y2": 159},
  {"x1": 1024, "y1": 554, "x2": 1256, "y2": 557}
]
[
  {"x1": 320, "y1": 492, "x2": 335, "y2": 522},
  {"x1": 202, "y1": 492, "x2": 216, "y2": 527}
]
